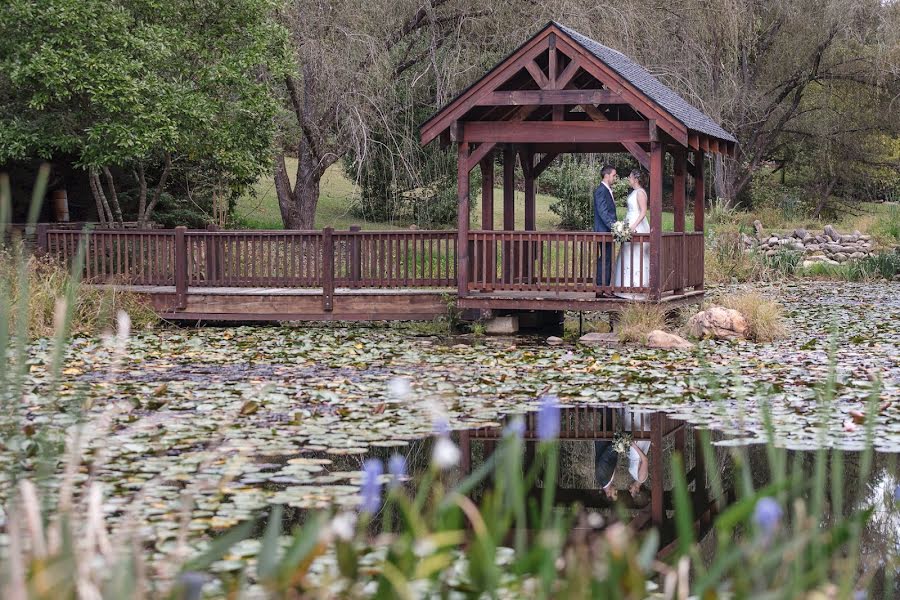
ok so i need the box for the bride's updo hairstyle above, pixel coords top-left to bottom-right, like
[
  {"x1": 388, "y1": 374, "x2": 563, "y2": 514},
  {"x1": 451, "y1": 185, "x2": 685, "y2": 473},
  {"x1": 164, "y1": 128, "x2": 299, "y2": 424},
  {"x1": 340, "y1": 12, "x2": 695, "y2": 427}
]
[{"x1": 629, "y1": 169, "x2": 645, "y2": 187}]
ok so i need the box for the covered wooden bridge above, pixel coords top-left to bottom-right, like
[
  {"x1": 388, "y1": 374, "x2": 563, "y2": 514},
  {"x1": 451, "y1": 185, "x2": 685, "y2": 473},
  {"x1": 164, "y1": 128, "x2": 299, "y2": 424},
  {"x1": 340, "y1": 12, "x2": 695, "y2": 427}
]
[
  {"x1": 422, "y1": 21, "x2": 736, "y2": 313},
  {"x1": 39, "y1": 23, "x2": 736, "y2": 323}
]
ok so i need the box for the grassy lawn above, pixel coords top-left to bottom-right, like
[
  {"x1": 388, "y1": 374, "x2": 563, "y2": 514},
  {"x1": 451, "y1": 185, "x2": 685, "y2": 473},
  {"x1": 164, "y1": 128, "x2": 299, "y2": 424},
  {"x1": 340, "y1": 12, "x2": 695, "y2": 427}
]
[{"x1": 235, "y1": 158, "x2": 688, "y2": 231}]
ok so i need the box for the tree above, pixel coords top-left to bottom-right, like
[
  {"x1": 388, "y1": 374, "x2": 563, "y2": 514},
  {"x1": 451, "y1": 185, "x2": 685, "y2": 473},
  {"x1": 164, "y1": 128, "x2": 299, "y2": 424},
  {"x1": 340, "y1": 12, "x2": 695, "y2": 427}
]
[
  {"x1": 274, "y1": 0, "x2": 512, "y2": 229},
  {"x1": 0, "y1": 0, "x2": 286, "y2": 226},
  {"x1": 620, "y1": 0, "x2": 900, "y2": 205}
]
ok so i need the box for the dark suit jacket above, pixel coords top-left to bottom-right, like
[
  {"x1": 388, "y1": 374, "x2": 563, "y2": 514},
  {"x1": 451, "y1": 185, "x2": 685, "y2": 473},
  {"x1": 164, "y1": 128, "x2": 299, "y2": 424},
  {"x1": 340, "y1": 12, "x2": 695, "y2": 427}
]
[{"x1": 593, "y1": 183, "x2": 617, "y2": 232}]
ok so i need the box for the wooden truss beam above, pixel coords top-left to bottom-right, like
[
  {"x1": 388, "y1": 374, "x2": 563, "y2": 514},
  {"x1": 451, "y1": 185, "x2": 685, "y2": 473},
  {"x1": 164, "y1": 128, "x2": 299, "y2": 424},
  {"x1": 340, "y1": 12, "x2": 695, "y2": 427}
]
[
  {"x1": 476, "y1": 89, "x2": 622, "y2": 106},
  {"x1": 462, "y1": 121, "x2": 652, "y2": 144},
  {"x1": 581, "y1": 103, "x2": 650, "y2": 170}
]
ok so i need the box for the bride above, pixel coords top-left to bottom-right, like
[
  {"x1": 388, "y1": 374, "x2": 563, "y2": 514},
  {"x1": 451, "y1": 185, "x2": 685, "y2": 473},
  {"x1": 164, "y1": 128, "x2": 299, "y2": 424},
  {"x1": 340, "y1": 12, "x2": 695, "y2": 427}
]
[{"x1": 614, "y1": 169, "x2": 650, "y2": 299}]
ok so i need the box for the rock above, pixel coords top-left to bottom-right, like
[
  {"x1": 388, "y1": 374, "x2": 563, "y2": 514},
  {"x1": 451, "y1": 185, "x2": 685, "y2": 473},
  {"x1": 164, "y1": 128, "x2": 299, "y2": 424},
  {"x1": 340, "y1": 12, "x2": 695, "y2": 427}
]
[
  {"x1": 834, "y1": 253, "x2": 848, "y2": 262},
  {"x1": 484, "y1": 316, "x2": 519, "y2": 335},
  {"x1": 793, "y1": 228, "x2": 808, "y2": 239},
  {"x1": 803, "y1": 258, "x2": 838, "y2": 268},
  {"x1": 840, "y1": 234, "x2": 858, "y2": 243},
  {"x1": 824, "y1": 225, "x2": 841, "y2": 242},
  {"x1": 687, "y1": 306, "x2": 750, "y2": 340},
  {"x1": 753, "y1": 220, "x2": 764, "y2": 237},
  {"x1": 646, "y1": 330, "x2": 695, "y2": 350},
  {"x1": 806, "y1": 244, "x2": 820, "y2": 252},
  {"x1": 546, "y1": 336, "x2": 564, "y2": 345},
  {"x1": 578, "y1": 332, "x2": 620, "y2": 346},
  {"x1": 860, "y1": 235, "x2": 872, "y2": 242},
  {"x1": 408, "y1": 224, "x2": 419, "y2": 230},
  {"x1": 767, "y1": 236, "x2": 779, "y2": 245},
  {"x1": 853, "y1": 230, "x2": 862, "y2": 237},
  {"x1": 850, "y1": 252, "x2": 865, "y2": 259}
]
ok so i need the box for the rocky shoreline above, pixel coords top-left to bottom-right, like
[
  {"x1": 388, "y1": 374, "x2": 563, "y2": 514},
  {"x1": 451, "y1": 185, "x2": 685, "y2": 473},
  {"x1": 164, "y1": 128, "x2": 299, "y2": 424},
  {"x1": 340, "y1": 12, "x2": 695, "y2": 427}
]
[{"x1": 742, "y1": 222, "x2": 876, "y2": 266}]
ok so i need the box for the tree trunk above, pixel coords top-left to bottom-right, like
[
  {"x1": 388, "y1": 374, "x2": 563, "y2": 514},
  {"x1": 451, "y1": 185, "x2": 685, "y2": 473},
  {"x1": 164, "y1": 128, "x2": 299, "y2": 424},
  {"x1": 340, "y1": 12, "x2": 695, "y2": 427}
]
[{"x1": 275, "y1": 143, "x2": 336, "y2": 230}]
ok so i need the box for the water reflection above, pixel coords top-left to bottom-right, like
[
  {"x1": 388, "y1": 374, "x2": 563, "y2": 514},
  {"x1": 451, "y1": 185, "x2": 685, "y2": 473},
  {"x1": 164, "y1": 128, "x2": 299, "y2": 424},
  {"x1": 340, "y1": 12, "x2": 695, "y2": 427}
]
[{"x1": 453, "y1": 405, "x2": 897, "y2": 589}]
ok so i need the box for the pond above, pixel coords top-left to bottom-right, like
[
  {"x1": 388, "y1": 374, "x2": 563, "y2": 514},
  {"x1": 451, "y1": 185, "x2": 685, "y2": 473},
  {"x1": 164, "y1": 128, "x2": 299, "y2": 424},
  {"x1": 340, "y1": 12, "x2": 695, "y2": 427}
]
[{"x1": 1, "y1": 280, "x2": 898, "y2": 583}]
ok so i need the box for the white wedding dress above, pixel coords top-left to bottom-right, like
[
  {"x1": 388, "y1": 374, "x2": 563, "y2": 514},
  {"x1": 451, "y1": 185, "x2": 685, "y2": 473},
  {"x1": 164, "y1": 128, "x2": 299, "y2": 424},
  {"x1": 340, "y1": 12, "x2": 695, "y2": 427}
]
[{"x1": 613, "y1": 189, "x2": 650, "y2": 299}]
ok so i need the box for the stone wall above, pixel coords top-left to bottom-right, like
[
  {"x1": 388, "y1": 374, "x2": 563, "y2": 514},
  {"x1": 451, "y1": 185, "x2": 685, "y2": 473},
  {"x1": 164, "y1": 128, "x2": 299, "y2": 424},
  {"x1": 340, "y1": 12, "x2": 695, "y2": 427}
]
[{"x1": 742, "y1": 222, "x2": 875, "y2": 266}]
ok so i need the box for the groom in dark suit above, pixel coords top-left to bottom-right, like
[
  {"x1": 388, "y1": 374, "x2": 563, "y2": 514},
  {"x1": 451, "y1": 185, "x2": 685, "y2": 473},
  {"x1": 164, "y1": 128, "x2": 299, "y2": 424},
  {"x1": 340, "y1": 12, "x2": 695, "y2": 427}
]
[{"x1": 593, "y1": 165, "x2": 618, "y2": 292}]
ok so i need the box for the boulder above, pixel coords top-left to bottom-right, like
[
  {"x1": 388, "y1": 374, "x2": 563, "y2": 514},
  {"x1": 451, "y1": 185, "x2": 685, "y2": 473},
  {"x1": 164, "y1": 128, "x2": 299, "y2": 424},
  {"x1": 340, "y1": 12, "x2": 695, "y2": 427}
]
[
  {"x1": 546, "y1": 336, "x2": 564, "y2": 346},
  {"x1": 767, "y1": 236, "x2": 779, "y2": 245},
  {"x1": 687, "y1": 306, "x2": 750, "y2": 340},
  {"x1": 484, "y1": 316, "x2": 519, "y2": 335},
  {"x1": 793, "y1": 228, "x2": 808, "y2": 240},
  {"x1": 646, "y1": 330, "x2": 695, "y2": 350},
  {"x1": 824, "y1": 225, "x2": 841, "y2": 242},
  {"x1": 578, "y1": 332, "x2": 620, "y2": 347}
]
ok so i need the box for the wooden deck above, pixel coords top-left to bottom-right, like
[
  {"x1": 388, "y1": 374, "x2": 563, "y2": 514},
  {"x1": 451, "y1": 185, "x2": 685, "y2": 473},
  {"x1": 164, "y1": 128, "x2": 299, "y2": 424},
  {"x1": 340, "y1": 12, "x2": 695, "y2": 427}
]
[{"x1": 114, "y1": 285, "x2": 454, "y2": 322}]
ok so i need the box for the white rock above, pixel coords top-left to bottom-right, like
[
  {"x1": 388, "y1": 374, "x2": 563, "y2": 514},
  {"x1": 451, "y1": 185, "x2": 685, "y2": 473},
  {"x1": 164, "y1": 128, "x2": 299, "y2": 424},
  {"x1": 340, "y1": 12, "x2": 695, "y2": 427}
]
[
  {"x1": 687, "y1": 306, "x2": 750, "y2": 340},
  {"x1": 646, "y1": 330, "x2": 695, "y2": 350}
]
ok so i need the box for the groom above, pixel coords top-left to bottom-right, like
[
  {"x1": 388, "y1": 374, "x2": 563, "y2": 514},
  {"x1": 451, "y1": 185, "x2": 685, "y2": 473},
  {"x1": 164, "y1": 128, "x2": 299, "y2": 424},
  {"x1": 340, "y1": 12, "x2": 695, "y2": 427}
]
[{"x1": 593, "y1": 165, "x2": 618, "y2": 293}]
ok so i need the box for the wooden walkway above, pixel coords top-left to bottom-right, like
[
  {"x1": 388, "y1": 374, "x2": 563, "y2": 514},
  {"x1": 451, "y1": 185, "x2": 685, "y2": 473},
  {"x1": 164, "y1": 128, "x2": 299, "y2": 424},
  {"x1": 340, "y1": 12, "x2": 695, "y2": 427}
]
[{"x1": 42, "y1": 226, "x2": 705, "y2": 322}]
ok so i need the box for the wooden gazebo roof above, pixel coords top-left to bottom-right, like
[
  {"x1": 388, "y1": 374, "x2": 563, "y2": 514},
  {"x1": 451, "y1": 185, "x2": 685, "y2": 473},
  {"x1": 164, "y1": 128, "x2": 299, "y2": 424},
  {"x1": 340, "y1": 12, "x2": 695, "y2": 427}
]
[{"x1": 421, "y1": 22, "x2": 737, "y2": 160}]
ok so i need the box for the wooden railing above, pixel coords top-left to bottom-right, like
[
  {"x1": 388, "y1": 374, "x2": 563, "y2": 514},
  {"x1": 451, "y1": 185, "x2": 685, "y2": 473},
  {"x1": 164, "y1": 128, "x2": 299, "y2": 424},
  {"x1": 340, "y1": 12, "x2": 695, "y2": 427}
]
[
  {"x1": 42, "y1": 226, "x2": 702, "y2": 310},
  {"x1": 661, "y1": 232, "x2": 704, "y2": 293},
  {"x1": 43, "y1": 227, "x2": 458, "y2": 309},
  {"x1": 468, "y1": 231, "x2": 653, "y2": 294}
]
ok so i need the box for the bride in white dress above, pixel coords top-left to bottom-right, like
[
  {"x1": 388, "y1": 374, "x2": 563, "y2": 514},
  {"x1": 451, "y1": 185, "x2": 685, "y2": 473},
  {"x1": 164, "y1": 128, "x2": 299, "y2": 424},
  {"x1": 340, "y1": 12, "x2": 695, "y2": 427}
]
[{"x1": 614, "y1": 170, "x2": 650, "y2": 299}]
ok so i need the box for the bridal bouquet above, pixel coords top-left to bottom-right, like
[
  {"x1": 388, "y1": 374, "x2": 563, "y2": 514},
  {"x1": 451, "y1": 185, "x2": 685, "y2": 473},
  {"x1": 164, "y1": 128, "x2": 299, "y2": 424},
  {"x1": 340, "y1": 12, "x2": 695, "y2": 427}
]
[
  {"x1": 611, "y1": 220, "x2": 632, "y2": 243},
  {"x1": 612, "y1": 431, "x2": 633, "y2": 454}
]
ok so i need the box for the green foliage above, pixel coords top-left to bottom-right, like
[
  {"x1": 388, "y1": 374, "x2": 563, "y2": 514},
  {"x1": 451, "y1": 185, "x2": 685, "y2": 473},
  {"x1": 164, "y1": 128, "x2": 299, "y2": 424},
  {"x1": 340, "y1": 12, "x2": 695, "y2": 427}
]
[
  {"x1": 546, "y1": 156, "x2": 596, "y2": 230},
  {"x1": 763, "y1": 247, "x2": 803, "y2": 277},
  {"x1": 871, "y1": 204, "x2": 900, "y2": 246},
  {"x1": 719, "y1": 293, "x2": 787, "y2": 342},
  {"x1": 0, "y1": 0, "x2": 286, "y2": 219},
  {"x1": 845, "y1": 251, "x2": 900, "y2": 282}
]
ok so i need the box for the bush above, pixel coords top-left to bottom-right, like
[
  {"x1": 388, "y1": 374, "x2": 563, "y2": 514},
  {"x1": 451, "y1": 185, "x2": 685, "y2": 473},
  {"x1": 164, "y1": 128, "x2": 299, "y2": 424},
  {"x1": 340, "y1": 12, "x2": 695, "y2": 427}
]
[
  {"x1": 720, "y1": 293, "x2": 786, "y2": 342},
  {"x1": 845, "y1": 250, "x2": 900, "y2": 281},
  {"x1": 762, "y1": 247, "x2": 803, "y2": 277},
  {"x1": 870, "y1": 204, "x2": 900, "y2": 246},
  {"x1": 546, "y1": 156, "x2": 596, "y2": 230},
  {"x1": 615, "y1": 303, "x2": 667, "y2": 343},
  {"x1": 704, "y1": 224, "x2": 770, "y2": 283}
]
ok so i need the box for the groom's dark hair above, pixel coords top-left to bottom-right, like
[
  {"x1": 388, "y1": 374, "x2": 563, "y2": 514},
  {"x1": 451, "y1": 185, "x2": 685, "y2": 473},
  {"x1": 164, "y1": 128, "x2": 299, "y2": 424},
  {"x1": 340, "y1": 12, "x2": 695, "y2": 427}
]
[{"x1": 600, "y1": 164, "x2": 616, "y2": 178}]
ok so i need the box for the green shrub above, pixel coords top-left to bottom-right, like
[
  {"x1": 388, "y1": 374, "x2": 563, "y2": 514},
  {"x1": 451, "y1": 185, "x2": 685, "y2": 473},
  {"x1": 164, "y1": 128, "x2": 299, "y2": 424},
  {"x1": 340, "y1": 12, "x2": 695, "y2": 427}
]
[
  {"x1": 871, "y1": 204, "x2": 900, "y2": 245},
  {"x1": 763, "y1": 247, "x2": 803, "y2": 277},
  {"x1": 546, "y1": 156, "x2": 595, "y2": 230},
  {"x1": 846, "y1": 250, "x2": 900, "y2": 281}
]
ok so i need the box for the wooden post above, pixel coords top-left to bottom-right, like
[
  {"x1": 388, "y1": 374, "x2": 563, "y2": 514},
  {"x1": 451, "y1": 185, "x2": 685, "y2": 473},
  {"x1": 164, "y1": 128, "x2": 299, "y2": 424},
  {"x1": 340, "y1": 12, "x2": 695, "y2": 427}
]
[
  {"x1": 650, "y1": 412, "x2": 664, "y2": 526},
  {"x1": 502, "y1": 144, "x2": 515, "y2": 283},
  {"x1": 322, "y1": 227, "x2": 334, "y2": 311},
  {"x1": 481, "y1": 154, "x2": 494, "y2": 230},
  {"x1": 523, "y1": 148, "x2": 535, "y2": 231},
  {"x1": 349, "y1": 225, "x2": 361, "y2": 288},
  {"x1": 694, "y1": 151, "x2": 705, "y2": 232},
  {"x1": 52, "y1": 190, "x2": 69, "y2": 222},
  {"x1": 35, "y1": 223, "x2": 49, "y2": 255},
  {"x1": 457, "y1": 137, "x2": 471, "y2": 298},
  {"x1": 174, "y1": 226, "x2": 187, "y2": 310},
  {"x1": 649, "y1": 142, "x2": 663, "y2": 301},
  {"x1": 204, "y1": 224, "x2": 219, "y2": 284},
  {"x1": 673, "y1": 149, "x2": 686, "y2": 232}
]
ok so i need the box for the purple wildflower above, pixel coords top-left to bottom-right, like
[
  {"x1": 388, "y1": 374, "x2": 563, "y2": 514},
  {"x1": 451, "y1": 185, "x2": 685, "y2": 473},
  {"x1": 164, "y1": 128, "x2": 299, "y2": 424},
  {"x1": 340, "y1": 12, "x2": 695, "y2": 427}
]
[
  {"x1": 536, "y1": 395, "x2": 560, "y2": 441},
  {"x1": 504, "y1": 417, "x2": 525, "y2": 439},
  {"x1": 360, "y1": 459, "x2": 383, "y2": 514},
  {"x1": 388, "y1": 454, "x2": 407, "y2": 488},
  {"x1": 752, "y1": 497, "x2": 783, "y2": 536},
  {"x1": 433, "y1": 417, "x2": 451, "y2": 436}
]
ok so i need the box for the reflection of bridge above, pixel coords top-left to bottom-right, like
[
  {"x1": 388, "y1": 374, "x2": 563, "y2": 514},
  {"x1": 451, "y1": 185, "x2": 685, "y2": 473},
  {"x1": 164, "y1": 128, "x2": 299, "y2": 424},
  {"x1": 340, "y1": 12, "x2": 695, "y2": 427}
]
[{"x1": 458, "y1": 407, "x2": 730, "y2": 557}]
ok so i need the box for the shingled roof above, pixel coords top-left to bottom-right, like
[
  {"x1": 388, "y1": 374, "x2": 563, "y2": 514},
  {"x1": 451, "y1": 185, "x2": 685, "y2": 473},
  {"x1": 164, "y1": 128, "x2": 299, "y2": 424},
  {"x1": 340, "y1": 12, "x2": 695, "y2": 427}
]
[{"x1": 554, "y1": 23, "x2": 736, "y2": 143}]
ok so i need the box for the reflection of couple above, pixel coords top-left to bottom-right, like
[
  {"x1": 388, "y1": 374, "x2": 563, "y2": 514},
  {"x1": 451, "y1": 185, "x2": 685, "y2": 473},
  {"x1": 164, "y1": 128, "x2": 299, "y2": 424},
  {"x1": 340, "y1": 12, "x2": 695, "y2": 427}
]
[
  {"x1": 594, "y1": 409, "x2": 651, "y2": 501},
  {"x1": 592, "y1": 165, "x2": 650, "y2": 299}
]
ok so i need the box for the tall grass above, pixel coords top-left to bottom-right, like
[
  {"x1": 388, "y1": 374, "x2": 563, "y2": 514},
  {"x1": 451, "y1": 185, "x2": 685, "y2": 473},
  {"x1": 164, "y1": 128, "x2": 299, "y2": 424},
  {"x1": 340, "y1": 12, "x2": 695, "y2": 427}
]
[
  {"x1": 615, "y1": 303, "x2": 667, "y2": 343},
  {"x1": 0, "y1": 244, "x2": 156, "y2": 337},
  {"x1": 719, "y1": 292, "x2": 787, "y2": 342}
]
